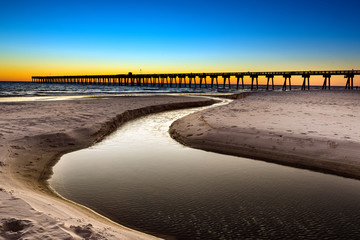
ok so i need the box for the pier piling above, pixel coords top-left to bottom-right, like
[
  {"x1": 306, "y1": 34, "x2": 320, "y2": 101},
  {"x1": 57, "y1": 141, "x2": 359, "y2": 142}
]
[
  {"x1": 322, "y1": 74, "x2": 331, "y2": 90},
  {"x1": 282, "y1": 74, "x2": 292, "y2": 91}
]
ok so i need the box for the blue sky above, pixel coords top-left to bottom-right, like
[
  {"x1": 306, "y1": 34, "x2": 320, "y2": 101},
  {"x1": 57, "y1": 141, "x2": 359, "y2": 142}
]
[{"x1": 0, "y1": 0, "x2": 359, "y2": 80}]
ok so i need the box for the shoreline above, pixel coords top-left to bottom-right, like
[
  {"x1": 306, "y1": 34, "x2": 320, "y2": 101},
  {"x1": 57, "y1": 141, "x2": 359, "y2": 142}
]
[
  {"x1": 0, "y1": 95, "x2": 216, "y2": 239},
  {"x1": 170, "y1": 90, "x2": 360, "y2": 180}
]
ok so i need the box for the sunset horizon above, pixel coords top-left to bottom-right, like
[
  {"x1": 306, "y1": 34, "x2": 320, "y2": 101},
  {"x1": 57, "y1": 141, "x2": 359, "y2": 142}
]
[{"x1": 1, "y1": 0, "x2": 360, "y2": 85}]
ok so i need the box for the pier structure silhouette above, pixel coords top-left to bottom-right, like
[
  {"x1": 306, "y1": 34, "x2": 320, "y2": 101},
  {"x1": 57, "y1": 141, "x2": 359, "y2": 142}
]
[{"x1": 32, "y1": 70, "x2": 359, "y2": 90}]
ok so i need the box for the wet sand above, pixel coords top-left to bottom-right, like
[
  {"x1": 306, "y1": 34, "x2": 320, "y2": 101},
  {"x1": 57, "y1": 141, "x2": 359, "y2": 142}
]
[
  {"x1": 170, "y1": 91, "x2": 360, "y2": 180},
  {"x1": 0, "y1": 95, "x2": 215, "y2": 239}
]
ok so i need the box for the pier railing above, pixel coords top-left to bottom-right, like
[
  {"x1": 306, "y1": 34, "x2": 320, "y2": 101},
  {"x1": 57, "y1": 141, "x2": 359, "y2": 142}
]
[{"x1": 32, "y1": 70, "x2": 360, "y2": 90}]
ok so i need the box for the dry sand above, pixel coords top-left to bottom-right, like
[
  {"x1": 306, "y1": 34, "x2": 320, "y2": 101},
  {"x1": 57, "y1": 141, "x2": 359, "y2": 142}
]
[
  {"x1": 0, "y1": 95, "x2": 216, "y2": 239},
  {"x1": 170, "y1": 91, "x2": 360, "y2": 179}
]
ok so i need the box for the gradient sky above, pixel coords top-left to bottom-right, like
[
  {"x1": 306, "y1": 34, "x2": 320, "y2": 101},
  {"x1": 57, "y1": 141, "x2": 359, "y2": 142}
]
[{"x1": 0, "y1": 0, "x2": 359, "y2": 84}]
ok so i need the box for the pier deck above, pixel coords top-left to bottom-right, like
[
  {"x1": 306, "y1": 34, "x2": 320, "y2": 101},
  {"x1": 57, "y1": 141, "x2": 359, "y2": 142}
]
[{"x1": 32, "y1": 70, "x2": 360, "y2": 90}]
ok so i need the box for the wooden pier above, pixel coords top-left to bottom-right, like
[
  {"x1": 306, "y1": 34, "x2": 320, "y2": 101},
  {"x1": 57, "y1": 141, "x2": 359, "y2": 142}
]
[{"x1": 32, "y1": 70, "x2": 360, "y2": 90}]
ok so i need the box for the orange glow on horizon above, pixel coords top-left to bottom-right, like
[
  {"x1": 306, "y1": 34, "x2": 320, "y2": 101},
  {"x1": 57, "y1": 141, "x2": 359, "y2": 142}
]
[
  {"x1": 2, "y1": 72, "x2": 358, "y2": 87},
  {"x1": 0, "y1": 57, "x2": 358, "y2": 86}
]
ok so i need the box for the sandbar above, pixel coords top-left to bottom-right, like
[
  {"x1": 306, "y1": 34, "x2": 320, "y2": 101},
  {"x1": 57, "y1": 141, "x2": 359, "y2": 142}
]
[{"x1": 170, "y1": 91, "x2": 360, "y2": 179}]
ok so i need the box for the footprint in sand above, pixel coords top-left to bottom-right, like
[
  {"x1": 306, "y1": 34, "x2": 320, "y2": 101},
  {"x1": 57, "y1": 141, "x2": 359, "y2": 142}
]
[{"x1": 308, "y1": 131, "x2": 317, "y2": 133}]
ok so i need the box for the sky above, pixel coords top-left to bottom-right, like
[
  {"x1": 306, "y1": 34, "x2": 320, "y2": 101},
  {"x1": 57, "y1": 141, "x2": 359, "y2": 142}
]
[{"x1": 0, "y1": 0, "x2": 359, "y2": 85}]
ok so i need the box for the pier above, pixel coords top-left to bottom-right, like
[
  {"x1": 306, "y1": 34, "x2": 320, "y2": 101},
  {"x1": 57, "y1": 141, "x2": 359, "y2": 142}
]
[{"x1": 32, "y1": 70, "x2": 360, "y2": 90}]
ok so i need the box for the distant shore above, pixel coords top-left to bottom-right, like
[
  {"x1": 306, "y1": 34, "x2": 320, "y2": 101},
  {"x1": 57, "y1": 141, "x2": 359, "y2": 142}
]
[
  {"x1": 0, "y1": 95, "x2": 216, "y2": 239},
  {"x1": 170, "y1": 90, "x2": 360, "y2": 180}
]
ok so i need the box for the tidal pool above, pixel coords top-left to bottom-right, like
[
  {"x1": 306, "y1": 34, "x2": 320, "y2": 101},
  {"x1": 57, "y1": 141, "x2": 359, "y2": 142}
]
[{"x1": 50, "y1": 99, "x2": 360, "y2": 239}]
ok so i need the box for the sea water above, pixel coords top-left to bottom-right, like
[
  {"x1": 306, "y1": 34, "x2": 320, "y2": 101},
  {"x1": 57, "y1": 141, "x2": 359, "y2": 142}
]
[{"x1": 0, "y1": 81, "x2": 329, "y2": 98}]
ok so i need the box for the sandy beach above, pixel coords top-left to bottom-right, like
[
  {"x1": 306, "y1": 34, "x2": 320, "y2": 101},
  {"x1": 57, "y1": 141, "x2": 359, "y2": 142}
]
[
  {"x1": 170, "y1": 91, "x2": 360, "y2": 179},
  {"x1": 0, "y1": 95, "x2": 215, "y2": 239},
  {"x1": 2, "y1": 91, "x2": 360, "y2": 239}
]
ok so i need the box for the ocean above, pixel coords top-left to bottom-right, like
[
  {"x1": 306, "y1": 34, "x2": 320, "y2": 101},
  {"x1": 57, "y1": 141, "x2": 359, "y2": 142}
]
[{"x1": 0, "y1": 81, "x2": 328, "y2": 98}]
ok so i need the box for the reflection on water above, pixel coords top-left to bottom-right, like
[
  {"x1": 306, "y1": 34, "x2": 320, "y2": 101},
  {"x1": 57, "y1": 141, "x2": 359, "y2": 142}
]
[{"x1": 50, "y1": 100, "x2": 360, "y2": 239}]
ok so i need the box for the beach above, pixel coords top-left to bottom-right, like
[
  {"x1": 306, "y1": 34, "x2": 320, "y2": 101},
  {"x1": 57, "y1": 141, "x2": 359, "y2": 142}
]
[
  {"x1": 2, "y1": 91, "x2": 360, "y2": 239},
  {"x1": 0, "y1": 95, "x2": 215, "y2": 239},
  {"x1": 170, "y1": 90, "x2": 360, "y2": 179}
]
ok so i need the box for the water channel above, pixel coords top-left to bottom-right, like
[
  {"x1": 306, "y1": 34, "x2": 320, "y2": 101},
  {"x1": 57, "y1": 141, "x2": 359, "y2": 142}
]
[{"x1": 50, "y1": 99, "x2": 360, "y2": 239}]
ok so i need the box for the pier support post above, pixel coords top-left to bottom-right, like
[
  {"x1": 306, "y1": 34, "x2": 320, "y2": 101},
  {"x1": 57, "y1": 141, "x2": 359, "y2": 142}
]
[
  {"x1": 266, "y1": 75, "x2": 274, "y2": 90},
  {"x1": 236, "y1": 75, "x2": 244, "y2": 89},
  {"x1": 182, "y1": 76, "x2": 186, "y2": 88},
  {"x1": 222, "y1": 75, "x2": 230, "y2": 89},
  {"x1": 301, "y1": 74, "x2": 310, "y2": 90},
  {"x1": 345, "y1": 73, "x2": 354, "y2": 89},
  {"x1": 251, "y1": 75, "x2": 258, "y2": 90},
  {"x1": 282, "y1": 74, "x2": 292, "y2": 91},
  {"x1": 188, "y1": 75, "x2": 194, "y2": 88},
  {"x1": 210, "y1": 76, "x2": 218, "y2": 88},
  {"x1": 199, "y1": 75, "x2": 206, "y2": 88},
  {"x1": 160, "y1": 77, "x2": 164, "y2": 87},
  {"x1": 322, "y1": 74, "x2": 331, "y2": 90},
  {"x1": 169, "y1": 77, "x2": 173, "y2": 87},
  {"x1": 178, "y1": 76, "x2": 183, "y2": 88}
]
